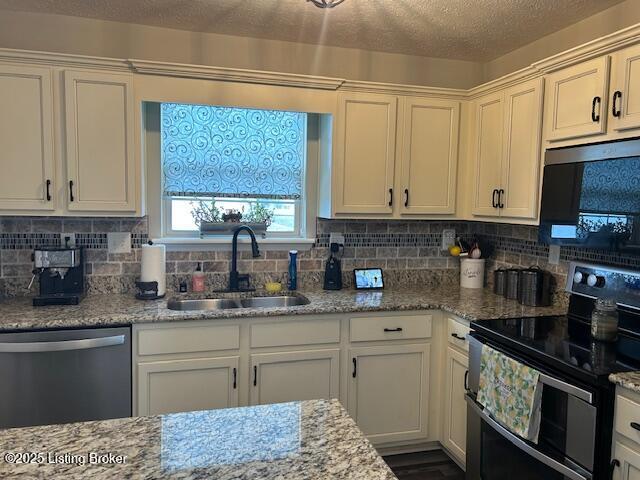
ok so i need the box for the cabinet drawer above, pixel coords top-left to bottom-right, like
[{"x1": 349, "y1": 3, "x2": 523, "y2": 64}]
[
  {"x1": 137, "y1": 325, "x2": 240, "y2": 356},
  {"x1": 250, "y1": 319, "x2": 340, "y2": 348},
  {"x1": 350, "y1": 314, "x2": 432, "y2": 342},
  {"x1": 615, "y1": 394, "x2": 640, "y2": 443},
  {"x1": 447, "y1": 317, "x2": 471, "y2": 352}
]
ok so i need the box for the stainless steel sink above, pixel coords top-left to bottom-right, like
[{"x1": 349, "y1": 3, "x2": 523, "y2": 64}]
[
  {"x1": 239, "y1": 295, "x2": 310, "y2": 308},
  {"x1": 166, "y1": 298, "x2": 241, "y2": 311},
  {"x1": 166, "y1": 295, "x2": 310, "y2": 311}
]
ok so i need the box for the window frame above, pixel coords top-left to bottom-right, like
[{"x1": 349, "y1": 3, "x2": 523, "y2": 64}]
[{"x1": 144, "y1": 102, "x2": 319, "y2": 250}]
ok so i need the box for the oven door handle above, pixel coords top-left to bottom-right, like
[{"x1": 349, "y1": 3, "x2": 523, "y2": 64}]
[{"x1": 465, "y1": 395, "x2": 592, "y2": 480}]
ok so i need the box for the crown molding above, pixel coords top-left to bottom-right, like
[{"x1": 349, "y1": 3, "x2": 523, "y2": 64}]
[
  {"x1": 0, "y1": 48, "x2": 129, "y2": 71},
  {"x1": 128, "y1": 59, "x2": 344, "y2": 91},
  {"x1": 339, "y1": 79, "x2": 467, "y2": 99}
]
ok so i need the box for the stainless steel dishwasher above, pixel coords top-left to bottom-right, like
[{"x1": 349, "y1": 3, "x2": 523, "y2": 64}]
[{"x1": 0, "y1": 326, "x2": 131, "y2": 429}]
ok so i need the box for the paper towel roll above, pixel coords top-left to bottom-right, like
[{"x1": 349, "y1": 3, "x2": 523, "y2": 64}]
[{"x1": 140, "y1": 243, "x2": 166, "y2": 296}]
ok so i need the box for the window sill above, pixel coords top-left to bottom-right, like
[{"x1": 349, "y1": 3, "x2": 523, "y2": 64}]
[{"x1": 152, "y1": 236, "x2": 316, "y2": 251}]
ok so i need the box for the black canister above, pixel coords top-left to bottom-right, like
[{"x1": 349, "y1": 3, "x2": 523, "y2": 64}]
[
  {"x1": 518, "y1": 267, "x2": 552, "y2": 307},
  {"x1": 506, "y1": 269, "x2": 521, "y2": 300},
  {"x1": 493, "y1": 268, "x2": 507, "y2": 296}
]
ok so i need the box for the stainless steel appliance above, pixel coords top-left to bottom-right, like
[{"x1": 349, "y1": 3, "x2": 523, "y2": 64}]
[
  {"x1": 539, "y1": 137, "x2": 640, "y2": 254},
  {"x1": 31, "y1": 247, "x2": 86, "y2": 306},
  {"x1": 466, "y1": 262, "x2": 640, "y2": 480},
  {"x1": 0, "y1": 326, "x2": 131, "y2": 428}
]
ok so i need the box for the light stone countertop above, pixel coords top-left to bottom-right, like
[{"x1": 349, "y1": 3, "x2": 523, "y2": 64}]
[
  {"x1": 609, "y1": 371, "x2": 640, "y2": 393},
  {"x1": 0, "y1": 399, "x2": 397, "y2": 480},
  {"x1": 0, "y1": 286, "x2": 567, "y2": 331}
]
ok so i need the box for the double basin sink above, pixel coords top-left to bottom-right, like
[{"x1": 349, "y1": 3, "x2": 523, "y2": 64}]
[{"x1": 167, "y1": 295, "x2": 310, "y2": 311}]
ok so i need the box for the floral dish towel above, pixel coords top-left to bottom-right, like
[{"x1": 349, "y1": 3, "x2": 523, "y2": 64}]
[{"x1": 477, "y1": 344, "x2": 543, "y2": 443}]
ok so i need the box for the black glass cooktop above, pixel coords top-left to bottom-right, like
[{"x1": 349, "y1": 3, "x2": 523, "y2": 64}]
[{"x1": 471, "y1": 314, "x2": 640, "y2": 385}]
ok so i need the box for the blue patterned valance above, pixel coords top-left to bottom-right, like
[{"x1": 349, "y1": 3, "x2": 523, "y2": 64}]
[{"x1": 161, "y1": 103, "x2": 306, "y2": 199}]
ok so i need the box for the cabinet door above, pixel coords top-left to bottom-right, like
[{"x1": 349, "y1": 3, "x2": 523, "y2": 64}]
[
  {"x1": 611, "y1": 44, "x2": 640, "y2": 131},
  {"x1": 612, "y1": 442, "x2": 640, "y2": 480},
  {"x1": 250, "y1": 349, "x2": 340, "y2": 405},
  {"x1": 545, "y1": 56, "x2": 610, "y2": 141},
  {"x1": 399, "y1": 98, "x2": 460, "y2": 215},
  {"x1": 137, "y1": 356, "x2": 239, "y2": 416},
  {"x1": 334, "y1": 92, "x2": 397, "y2": 215},
  {"x1": 0, "y1": 64, "x2": 55, "y2": 211},
  {"x1": 471, "y1": 92, "x2": 503, "y2": 217},
  {"x1": 443, "y1": 346, "x2": 469, "y2": 465},
  {"x1": 64, "y1": 70, "x2": 136, "y2": 212},
  {"x1": 348, "y1": 344, "x2": 430, "y2": 445},
  {"x1": 500, "y1": 78, "x2": 544, "y2": 219}
]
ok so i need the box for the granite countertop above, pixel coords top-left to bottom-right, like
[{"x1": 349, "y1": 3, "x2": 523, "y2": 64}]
[
  {"x1": 0, "y1": 286, "x2": 567, "y2": 331},
  {"x1": 609, "y1": 372, "x2": 640, "y2": 393},
  {"x1": 0, "y1": 399, "x2": 396, "y2": 480}
]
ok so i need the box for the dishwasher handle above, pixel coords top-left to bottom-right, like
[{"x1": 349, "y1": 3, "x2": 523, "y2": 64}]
[{"x1": 0, "y1": 335, "x2": 126, "y2": 353}]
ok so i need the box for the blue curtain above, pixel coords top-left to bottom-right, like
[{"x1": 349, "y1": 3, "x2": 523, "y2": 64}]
[{"x1": 161, "y1": 103, "x2": 306, "y2": 199}]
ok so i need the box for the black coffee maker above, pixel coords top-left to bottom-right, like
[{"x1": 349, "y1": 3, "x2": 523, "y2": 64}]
[
  {"x1": 323, "y1": 242, "x2": 343, "y2": 290},
  {"x1": 31, "y1": 247, "x2": 86, "y2": 306}
]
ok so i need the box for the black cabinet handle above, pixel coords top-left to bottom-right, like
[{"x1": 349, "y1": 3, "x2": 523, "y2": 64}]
[
  {"x1": 404, "y1": 188, "x2": 409, "y2": 207},
  {"x1": 492, "y1": 189, "x2": 498, "y2": 208},
  {"x1": 253, "y1": 365, "x2": 257, "y2": 386},
  {"x1": 610, "y1": 458, "x2": 620, "y2": 478},
  {"x1": 613, "y1": 91, "x2": 622, "y2": 118},
  {"x1": 352, "y1": 358, "x2": 357, "y2": 378},
  {"x1": 388, "y1": 188, "x2": 393, "y2": 207},
  {"x1": 592, "y1": 96, "x2": 601, "y2": 122},
  {"x1": 464, "y1": 370, "x2": 469, "y2": 391},
  {"x1": 630, "y1": 421, "x2": 640, "y2": 431},
  {"x1": 384, "y1": 327, "x2": 403, "y2": 332},
  {"x1": 69, "y1": 180, "x2": 75, "y2": 202},
  {"x1": 498, "y1": 189, "x2": 505, "y2": 209},
  {"x1": 451, "y1": 332, "x2": 466, "y2": 340},
  {"x1": 233, "y1": 368, "x2": 237, "y2": 389},
  {"x1": 45, "y1": 179, "x2": 52, "y2": 201}
]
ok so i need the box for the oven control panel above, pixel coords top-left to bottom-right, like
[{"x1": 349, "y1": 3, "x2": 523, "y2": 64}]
[{"x1": 567, "y1": 262, "x2": 640, "y2": 310}]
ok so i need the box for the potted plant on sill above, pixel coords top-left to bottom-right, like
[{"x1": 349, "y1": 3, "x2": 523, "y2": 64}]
[{"x1": 190, "y1": 199, "x2": 274, "y2": 237}]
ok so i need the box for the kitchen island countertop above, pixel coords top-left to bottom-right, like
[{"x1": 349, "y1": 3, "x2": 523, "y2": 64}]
[{"x1": 0, "y1": 399, "x2": 396, "y2": 480}]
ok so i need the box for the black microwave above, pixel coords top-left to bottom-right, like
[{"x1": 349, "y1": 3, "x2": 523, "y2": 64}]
[{"x1": 539, "y1": 138, "x2": 640, "y2": 254}]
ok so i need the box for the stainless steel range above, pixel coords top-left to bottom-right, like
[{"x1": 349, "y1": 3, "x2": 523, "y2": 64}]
[{"x1": 466, "y1": 262, "x2": 640, "y2": 480}]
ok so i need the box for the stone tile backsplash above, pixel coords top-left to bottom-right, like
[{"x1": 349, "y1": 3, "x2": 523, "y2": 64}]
[{"x1": 1, "y1": 216, "x2": 638, "y2": 300}]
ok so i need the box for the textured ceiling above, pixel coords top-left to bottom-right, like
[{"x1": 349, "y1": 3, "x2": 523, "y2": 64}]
[{"x1": 0, "y1": 0, "x2": 627, "y2": 61}]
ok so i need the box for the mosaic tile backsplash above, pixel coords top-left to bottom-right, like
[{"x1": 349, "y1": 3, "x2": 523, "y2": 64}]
[{"x1": 1, "y1": 216, "x2": 638, "y2": 301}]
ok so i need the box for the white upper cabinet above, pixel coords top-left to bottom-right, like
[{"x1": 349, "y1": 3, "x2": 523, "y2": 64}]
[
  {"x1": 472, "y1": 78, "x2": 543, "y2": 220},
  {"x1": 610, "y1": 44, "x2": 640, "y2": 132},
  {"x1": 544, "y1": 56, "x2": 610, "y2": 142},
  {"x1": 334, "y1": 92, "x2": 397, "y2": 215},
  {"x1": 64, "y1": 70, "x2": 136, "y2": 212},
  {"x1": 472, "y1": 92, "x2": 504, "y2": 217},
  {"x1": 0, "y1": 64, "x2": 55, "y2": 211},
  {"x1": 399, "y1": 98, "x2": 460, "y2": 215},
  {"x1": 500, "y1": 79, "x2": 544, "y2": 219}
]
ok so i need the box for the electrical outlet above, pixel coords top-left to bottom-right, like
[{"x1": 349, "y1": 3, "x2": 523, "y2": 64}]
[
  {"x1": 329, "y1": 233, "x2": 345, "y2": 246},
  {"x1": 548, "y1": 244, "x2": 561, "y2": 265},
  {"x1": 61, "y1": 233, "x2": 76, "y2": 248},
  {"x1": 107, "y1": 232, "x2": 131, "y2": 254},
  {"x1": 442, "y1": 229, "x2": 456, "y2": 250}
]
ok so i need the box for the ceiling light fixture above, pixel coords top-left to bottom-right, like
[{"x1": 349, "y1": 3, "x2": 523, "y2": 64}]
[{"x1": 307, "y1": 0, "x2": 346, "y2": 8}]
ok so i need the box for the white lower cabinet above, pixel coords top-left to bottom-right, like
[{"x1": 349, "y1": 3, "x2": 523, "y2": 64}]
[
  {"x1": 613, "y1": 442, "x2": 640, "y2": 480},
  {"x1": 348, "y1": 344, "x2": 430, "y2": 445},
  {"x1": 250, "y1": 349, "x2": 340, "y2": 405},
  {"x1": 137, "y1": 356, "x2": 239, "y2": 416},
  {"x1": 442, "y1": 345, "x2": 469, "y2": 464}
]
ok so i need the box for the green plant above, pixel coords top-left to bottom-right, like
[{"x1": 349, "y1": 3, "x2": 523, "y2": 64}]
[
  {"x1": 190, "y1": 199, "x2": 222, "y2": 226},
  {"x1": 244, "y1": 201, "x2": 274, "y2": 226}
]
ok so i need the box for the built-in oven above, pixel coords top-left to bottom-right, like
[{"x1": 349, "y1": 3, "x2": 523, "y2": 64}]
[
  {"x1": 466, "y1": 334, "x2": 602, "y2": 480},
  {"x1": 539, "y1": 137, "x2": 640, "y2": 254}
]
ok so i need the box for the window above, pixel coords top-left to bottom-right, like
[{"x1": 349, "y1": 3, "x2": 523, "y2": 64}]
[{"x1": 160, "y1": 103, "x2": 308, "y2": 239}]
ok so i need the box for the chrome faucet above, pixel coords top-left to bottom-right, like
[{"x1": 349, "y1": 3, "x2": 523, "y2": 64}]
[{"x1": 229, "y1": 225, "x2": 261, "y2": 291}]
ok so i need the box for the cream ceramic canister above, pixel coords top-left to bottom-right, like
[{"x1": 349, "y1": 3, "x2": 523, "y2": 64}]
[{"x1": 460, "y1": 258, "x2": 485, "y2": 289}]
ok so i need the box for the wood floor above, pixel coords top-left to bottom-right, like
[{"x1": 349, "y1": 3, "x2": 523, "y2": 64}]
[{"x1": 384, "y1": 450, "x2": 465, "y2": 480}]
